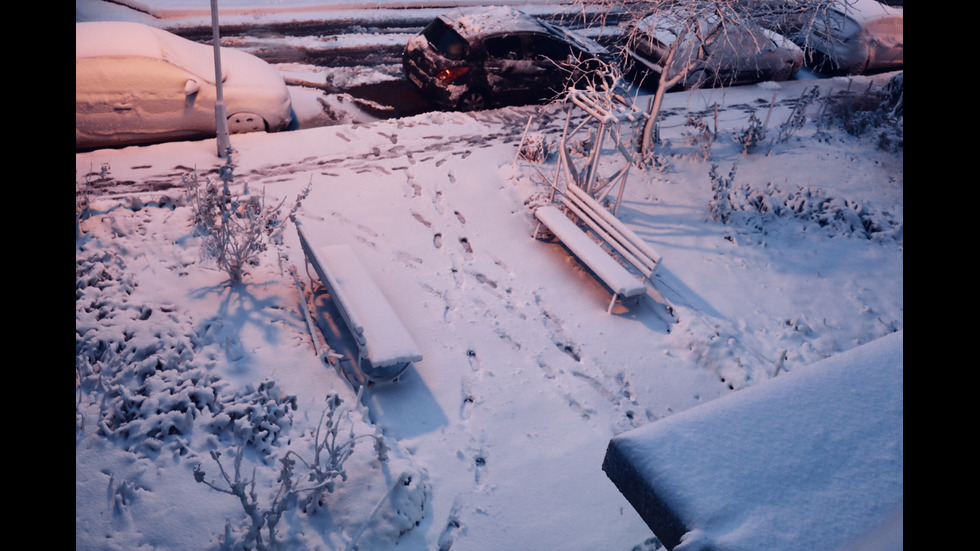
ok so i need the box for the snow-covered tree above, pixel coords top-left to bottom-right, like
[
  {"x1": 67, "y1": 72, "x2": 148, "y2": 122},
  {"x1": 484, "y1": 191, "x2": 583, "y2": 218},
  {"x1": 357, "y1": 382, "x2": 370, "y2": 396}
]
[{"x1": 579, "y1": 0, "x2": 846, "y2": 159}]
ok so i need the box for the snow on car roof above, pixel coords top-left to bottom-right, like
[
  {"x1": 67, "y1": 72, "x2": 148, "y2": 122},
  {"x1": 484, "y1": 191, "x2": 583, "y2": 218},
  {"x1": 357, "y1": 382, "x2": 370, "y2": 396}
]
[
  {"x1": 437, "y1": 6, "x2": 555, "y2": 40},
  {"x1": 437, "y1": 5, "x2": 606, "y2": 56},
  {"x1": 833, "y1": 0, "x2": 903, "y2": 24},
  {"x1": 76, "y1": 21, "x2": 225, "y2": 84}
]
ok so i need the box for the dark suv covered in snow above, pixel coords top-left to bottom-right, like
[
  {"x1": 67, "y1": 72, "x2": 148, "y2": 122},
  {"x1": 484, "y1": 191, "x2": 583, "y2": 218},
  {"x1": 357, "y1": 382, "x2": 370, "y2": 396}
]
[{"x1": 403, "y1": 7, "x2": 612, "y2": 111}]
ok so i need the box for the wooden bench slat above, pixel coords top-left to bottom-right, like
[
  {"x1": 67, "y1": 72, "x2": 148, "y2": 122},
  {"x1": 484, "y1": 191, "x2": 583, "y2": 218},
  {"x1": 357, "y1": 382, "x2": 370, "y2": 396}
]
[
  {"x1": 564, "y1": 184, "x2": 661, "y2": 277},
  {"x1": 559, "y1": 195, "x2": 656, "y2": 281},
  {"x1": 555, "y1": 146, "x2": 661, "y2": 275}
]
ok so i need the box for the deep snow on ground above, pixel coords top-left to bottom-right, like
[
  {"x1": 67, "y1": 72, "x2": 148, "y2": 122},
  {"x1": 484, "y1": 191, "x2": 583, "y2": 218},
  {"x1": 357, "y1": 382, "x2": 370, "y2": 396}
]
[{"x1": 77, "y1": 2, "x2": 902, "y2": 550}]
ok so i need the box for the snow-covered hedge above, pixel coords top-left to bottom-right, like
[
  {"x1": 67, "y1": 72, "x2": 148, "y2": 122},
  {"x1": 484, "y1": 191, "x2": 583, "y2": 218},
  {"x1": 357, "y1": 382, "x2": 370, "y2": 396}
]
[{"x1": 708, "y1": 163, "x2": 902, "y2": 242}]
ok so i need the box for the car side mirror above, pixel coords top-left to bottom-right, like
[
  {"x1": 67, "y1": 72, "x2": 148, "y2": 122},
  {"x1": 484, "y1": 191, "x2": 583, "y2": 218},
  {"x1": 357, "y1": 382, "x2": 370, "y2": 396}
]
[{"x1": 184, "y1": 79, "x2": 200, "y2": 96}]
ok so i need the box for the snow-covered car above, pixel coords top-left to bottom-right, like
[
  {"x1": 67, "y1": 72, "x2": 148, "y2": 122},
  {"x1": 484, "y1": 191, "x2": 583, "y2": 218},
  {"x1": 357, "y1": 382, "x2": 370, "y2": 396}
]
[
  {"x1": 76, "y1": 22, "x2": 293, "y2": 149},
  {"x1": 624, "y1": 8, "x2": 804, "y2": 91},
  {"x1": 793, "y1": 0, "x2": 903, "y2": 75},
  {"x1": 402, "y1": 6, "x2": 613, "y2": 111}
]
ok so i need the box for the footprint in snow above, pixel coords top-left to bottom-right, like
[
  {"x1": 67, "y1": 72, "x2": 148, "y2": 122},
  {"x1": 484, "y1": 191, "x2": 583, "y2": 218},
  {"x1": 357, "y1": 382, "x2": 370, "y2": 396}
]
[
  {"x1": 411, "y1": 211, "x2": 432, "y2": 228},
  {"x1": 459, "y1": 237, "x2": 473, "y2": 255}
]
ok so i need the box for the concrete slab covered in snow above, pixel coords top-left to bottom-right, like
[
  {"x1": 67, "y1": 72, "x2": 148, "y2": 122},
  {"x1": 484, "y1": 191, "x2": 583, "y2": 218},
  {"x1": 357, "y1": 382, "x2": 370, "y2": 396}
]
[{"x1": 602, "y1": 331, "x2": 903, "y2": 551}]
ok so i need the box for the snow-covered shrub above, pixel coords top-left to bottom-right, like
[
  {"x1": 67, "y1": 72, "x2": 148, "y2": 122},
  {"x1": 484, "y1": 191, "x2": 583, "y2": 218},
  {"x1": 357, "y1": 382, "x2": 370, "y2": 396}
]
[
  {"x1": 644, "y1": 148, "x2": 672, "y2": 173},
  {"x1": 76, "y1": 163, "x2": 107, "y2": 239},
  {"x1": 708, "y1": 163, "x2": 738, "y2": 224},
  {"x1": 731, "y1": 112, "x2": 765, "y2": 153},
  {"x1": 348, "y1": 468, "x2": 431, "y2": 550},
  {"x1": 565, "y1": 135, "x2": 593, "y2": 158},
  {"x1": 817, "y1": 78, "x2": 902, "y2": 152},
  {"x1": 518, "y1": 132, "x2": 553, "y2": 163},
  {"x1": 204, "y1": 379, "x2": 298, "y2": 458},
  {"x1": 880, "y1": 72, "x2": 903, "y2": 117},
  {"x1": 681, "y1": 113, "x2": 713, "y2": 160},
  {"x1": 186, "y1": 153, "x2": 310, "y2": 283},
  {"x1": 709, "y1": 176, "x2": 902, "y2": 242},
  {"x1": 77, "y1": 241, "x2": 296, "y2": 458},
  {"x1": 776, "y1": 86, "x2": 820, "y2": 144},
  {"x1": 876, "y1": 73, "x2": 903, "y2": 152},
  {"x1": 195, "y1": 393, "x2": 389, "y2": 551},
  {"x1": 81, "y1": 318, "x2": 231, "y2": 453}
]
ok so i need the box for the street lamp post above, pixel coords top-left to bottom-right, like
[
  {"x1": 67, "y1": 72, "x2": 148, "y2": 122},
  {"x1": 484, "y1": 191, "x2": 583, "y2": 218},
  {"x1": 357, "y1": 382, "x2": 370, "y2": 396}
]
[{"x1": 211, "y1": 0, "x2": 232, "y2": 158}]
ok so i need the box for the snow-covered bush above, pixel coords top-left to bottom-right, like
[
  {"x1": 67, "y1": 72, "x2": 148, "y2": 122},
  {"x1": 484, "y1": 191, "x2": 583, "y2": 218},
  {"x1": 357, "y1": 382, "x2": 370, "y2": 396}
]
[
  {"x1": 817, "y1": 76, "x2": 903, "y2": 152},
  {"x1": 348, "y1": 468, "x2": 431, "y2": 550},
  {"x1": 681, "y1": 113, "x2": 713, "y2": 160},
  {"x1": 775, "y1": 86, "x2": 821, "y2": 144},
  {"x1": 709, "y1": 174, "x2": 902, "y2": 242},
  {"x1": 731, "y1": 112, "x2": 766, "y2": 153},
  {"x1": 186, "y1": 152, "x2": 310, "y2": 283},
  {"x1": 194, "y1": 393, "x2": 390, "y2": 551},
  {"x1": 518, "y1": 132, "x2": 553, "y2": 163},
  {"x1": 880, "y1": 72, "x2": 903, "y2": 117},
  {"x1": 708, "y1": 163, "x2": 738, "y2": 224},
  {"x1": 204, "y1": 379, "x2": 298, "y2": 458},
  {"x1": 564, "y1": 134, "x2": 593, "y2": 158},
  {"x1": 77, "y1": 235, "x2": 297, "y2": 458},
  {"x1": 876, "y1": 73, "x2": 903, "y2": 152},
  {"x1": 77, "y1": 243, "x2": 214, "y2": 455}
]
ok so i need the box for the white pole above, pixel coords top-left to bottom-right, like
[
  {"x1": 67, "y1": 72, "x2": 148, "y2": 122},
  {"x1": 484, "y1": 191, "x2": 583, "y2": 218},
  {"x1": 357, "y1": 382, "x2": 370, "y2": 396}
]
[
  {"x1": 512, "y1": 115, "x2": 534, "y2": 166},
  {"x1": 211, "y1": 0, "x2": 231, "y2": 158}
]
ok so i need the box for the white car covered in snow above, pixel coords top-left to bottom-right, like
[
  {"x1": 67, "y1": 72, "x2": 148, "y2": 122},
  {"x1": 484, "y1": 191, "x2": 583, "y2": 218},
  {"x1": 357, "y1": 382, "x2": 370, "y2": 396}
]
[
  {"x1": 624, "y1": 7, "x2": 804, "y2": 91},
  {"x1": 767, "y1": 0, "x2": 903, "y2": 75},
  {"x1": 76, "y1": 22, "x2": 293, "y2": 149}
]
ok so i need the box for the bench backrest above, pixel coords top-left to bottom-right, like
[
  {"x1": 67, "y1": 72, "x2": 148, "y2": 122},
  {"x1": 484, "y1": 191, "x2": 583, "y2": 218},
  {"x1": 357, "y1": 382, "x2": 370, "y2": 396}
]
[{"x1": 559, "y1": 184, "x2": 661, "y2": 280}]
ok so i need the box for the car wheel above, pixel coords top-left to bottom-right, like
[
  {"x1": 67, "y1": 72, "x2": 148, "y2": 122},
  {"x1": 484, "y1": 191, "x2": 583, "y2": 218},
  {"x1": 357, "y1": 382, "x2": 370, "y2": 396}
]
[
  {"x1": 227, "y1": 112, "x2": 267, "y2": 133},
  {"x1": 457, "y1": 90, "x2": 487, "y2": 112}
]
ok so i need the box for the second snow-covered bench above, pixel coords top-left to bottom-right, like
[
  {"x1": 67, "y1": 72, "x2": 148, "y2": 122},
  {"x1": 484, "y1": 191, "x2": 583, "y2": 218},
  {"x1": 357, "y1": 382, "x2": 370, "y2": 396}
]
[
  {"x1": 534, "y1": 204, "x2": 647, "y2": 313},
  {"x1": 296, "y1": 221, "x2": 422, "y2": 382},
  {"x1": 533, "y1": 183, "x2": 662, "y2": 313}
]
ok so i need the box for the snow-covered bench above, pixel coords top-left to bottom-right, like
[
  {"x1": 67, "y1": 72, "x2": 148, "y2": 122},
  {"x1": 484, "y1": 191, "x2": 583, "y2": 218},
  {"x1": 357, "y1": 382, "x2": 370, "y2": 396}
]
[
  {"x1": 534, "y1": 206, "x2": 646, "y2": 313},
  {"x1": 296, "y1": 221, "x2": 422, "y2": 382},
  {"x1": 533, "y1": 183, "x2": 662, "y2": 313}
]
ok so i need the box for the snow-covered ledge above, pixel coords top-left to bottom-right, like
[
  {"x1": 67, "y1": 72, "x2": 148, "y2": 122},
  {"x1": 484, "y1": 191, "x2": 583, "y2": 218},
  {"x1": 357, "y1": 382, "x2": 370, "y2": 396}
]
[{"x1": 603, "y1": 331, "x2": 903, "y2": 551}]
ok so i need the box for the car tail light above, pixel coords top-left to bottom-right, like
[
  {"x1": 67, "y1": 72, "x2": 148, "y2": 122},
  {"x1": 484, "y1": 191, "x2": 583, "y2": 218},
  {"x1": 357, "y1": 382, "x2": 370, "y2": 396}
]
[{"x1": 436, "y1": 66, "x2": 470, "y2": 83}]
